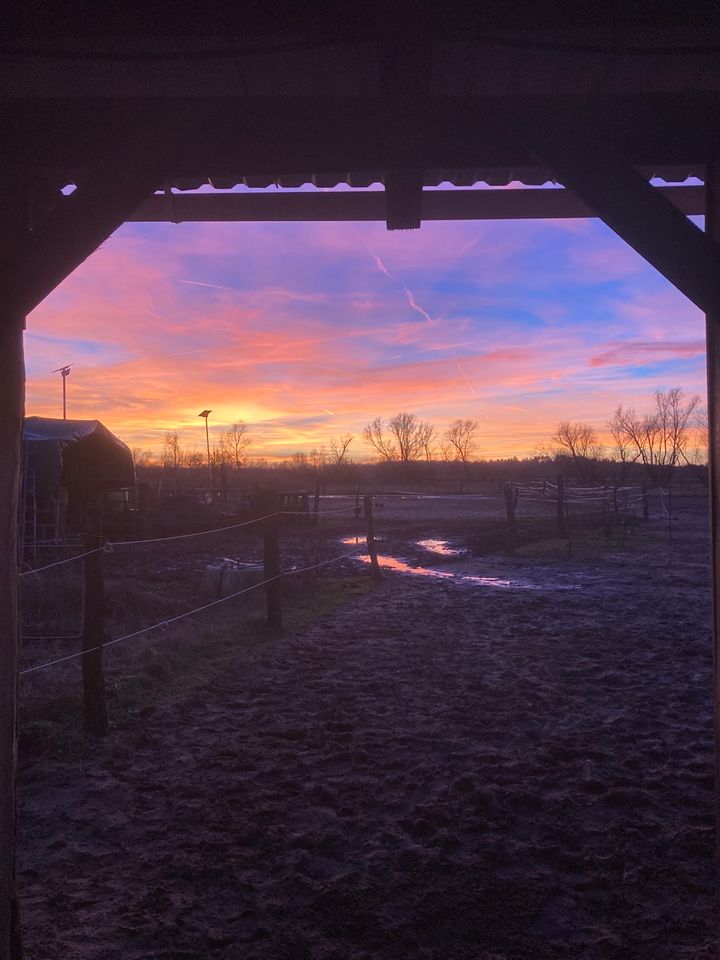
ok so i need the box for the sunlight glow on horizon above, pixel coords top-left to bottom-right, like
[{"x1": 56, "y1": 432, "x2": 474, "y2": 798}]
[{"x1": 25, "y1": 216, "x2": 706, "y2": 461}]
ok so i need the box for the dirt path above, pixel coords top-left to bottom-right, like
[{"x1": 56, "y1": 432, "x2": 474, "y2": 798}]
[{"x1": 18, "y1": 542, "x2": 717, "y2": 959}]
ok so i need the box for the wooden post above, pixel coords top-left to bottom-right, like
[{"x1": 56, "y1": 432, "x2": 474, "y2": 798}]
[
  {"x1": 556, "y1": 474, "x2": 566, "y2": 536},
  {"x1": 502, "y1": 482, "x2": 516, "y2": 523},
  {"x1": 135, "y1": 481, "x2": 149, "y2": 539},
  {"x1": 642, "y1": 486, "x2": 649, "y2": 520},
  {"x1": 313, "y1": 474, "x2": 321, "y2": 527},
  {"x1": 363, "y1": 494, "x2": 382, "y2": 579},
  {"x1": 262, "y1": 491, "x2": 282, "y2": 628},
  {"x1": 668, "y1": 487, "x2": 673, "y2": 543},
  {"x1": 706, "y1": 158, "x2": 720, "y2": 861},
  {"x1": 0, "y1": 313, "x2": 24, "y2": 960},
  {"x1": 82, "y1": 534, "x2": 108, "y2": 736}
]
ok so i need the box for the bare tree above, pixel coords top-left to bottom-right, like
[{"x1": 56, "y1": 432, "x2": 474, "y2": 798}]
[
  {"x1": 550, "y1": 420, "x2": 603, "y2": 483},
  {"x1": 329, "y1": 433, "x2": 354, "y2": 464},
  {"x1": 162, "y1": 430, "x2": 185, "y2": 470},
  {"x1": 363, "y1": 412, "x2": 435, "y2": 462},
  {"x1": 221, "y1": 421, "x2": 251, "y2": 469},
  {"x1": 441, "y1": 418, "x2": 479, "y2": 462},
  {"x1": 131, "y1": 447, "x2": 153, "y2": 468},
  {"x1": 417, "y1": 421, "x2": 436, "y2": 461},
  {"x1": 608, "y1": 387, "x2": 700, "y2": 485},
  {"x1": 363, "y1": 416, "x2": 397, "y2": 462}
]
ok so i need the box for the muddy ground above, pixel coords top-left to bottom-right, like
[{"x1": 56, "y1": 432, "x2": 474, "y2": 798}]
[{"x1": 17, "y1": 491, "x2": 718, "y2": 959}]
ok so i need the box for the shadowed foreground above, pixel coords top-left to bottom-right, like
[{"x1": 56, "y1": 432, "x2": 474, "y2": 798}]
[{"x1": 18, "y1": 544, "x2": 717, "y2": 959}]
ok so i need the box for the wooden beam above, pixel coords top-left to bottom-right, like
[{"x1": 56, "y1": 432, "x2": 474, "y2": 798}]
[
  {"x1": 384, "y1": 171, "x2": 424, "y2": 230},
  {"x1": 126, "y1": 185, "x2": 705, "y2": 223},
  {"x1": 706, "y1": 159, "x2": 720, "y2": 860},
  {"x1": 0, "y1": 112, "x2": 184, "y2": 321},
  {"x1": 508, "y1": 107, "x2": 720, "y2": 315},
  {"x1": 4, "y1": 92, "x2": 720, "y2": 179}
]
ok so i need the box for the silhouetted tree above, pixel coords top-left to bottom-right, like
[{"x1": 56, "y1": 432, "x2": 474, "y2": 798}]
[
  {"x1": 162, "y1": 430, "x2": 185, "y2": 470},
  {"x1": 131, "y1": 447, "x2": 153, "y2": 468},
  {"x1": 329, "y1": 433, "x2": 354, "y2": 463},
  {"x1": 441, "y1": 418, "x2": 479, "y2": 462},
  {"x1": 609, "y1": 388, "x2": 700, "y2": 485},
  {"x1": 550, "y1": 420, "x2": 604, "y2": 483},
  {"x1": 220, "y1": 421, "x2": 250, "y2": 469},
  {"x1": 363, "y1": 412, "x2": 435, "y2": 462}
]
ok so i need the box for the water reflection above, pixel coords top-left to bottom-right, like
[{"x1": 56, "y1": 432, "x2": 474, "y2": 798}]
[
  {"x1": 417, "y1": 539, "x2": 464, "y2": 556},
  {"x1": 341, "y1": 538, "x2": 540, "y2": 590}
]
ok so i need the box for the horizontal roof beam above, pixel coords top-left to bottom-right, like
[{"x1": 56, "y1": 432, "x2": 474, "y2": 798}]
[{"x1": 128, "y1": 185, "x2": 704, "y2": 223}]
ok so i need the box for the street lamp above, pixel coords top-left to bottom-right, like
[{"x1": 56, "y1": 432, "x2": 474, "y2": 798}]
[
  {"x1": 52, "y1": 363, "x2": 73, "y2": 419},
  {"x1": 198, "y1": 410, "x2": 212, "y2": 488}
]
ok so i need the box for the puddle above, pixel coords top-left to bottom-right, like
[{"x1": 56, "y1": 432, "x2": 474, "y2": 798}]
[
  {"x1": 417, "y1": 539, "x2": 465, "y2": 556},
  {"x1": 341, "y1": 538, "x2": 553, "y2": 590}
]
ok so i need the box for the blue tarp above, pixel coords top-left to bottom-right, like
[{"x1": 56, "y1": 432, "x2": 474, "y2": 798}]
[{"x1": 23, "y1": 417, "x2": 134, "y2": 506}]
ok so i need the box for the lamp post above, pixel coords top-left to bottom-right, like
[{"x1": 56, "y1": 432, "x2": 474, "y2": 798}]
[
  {"x1": 198, "y1": 410, "x2": 212, "y2": 488},
  {"x1": 52, "y1": 364, "x2": 73, "y2": 419}
]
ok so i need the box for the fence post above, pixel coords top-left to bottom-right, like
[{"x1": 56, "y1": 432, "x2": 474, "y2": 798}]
[
  {"x1": 502, "y1": 482, "x2": 516, "y2": 524},
  {"x1": 556, "y1": 474, "x2": 566, "y2": 536},
  {"x1": 642, "y1": 486, "x2": 649, "y2": 520},
  {"x1": 363, "y1": 495, "x2": 382, "y2": 579},
  {"x1": 262, "y1": 491, "x2": 282, "y2": 627},
  {"x1": 135, "y1": 481, "x2": 149, "y2": 539},
  {"x1": 313, "y1": 474, "x2": 321, "y2": 527},
  {"x1": 82, "y1": 533, "x2": 108, "y2": 737}
]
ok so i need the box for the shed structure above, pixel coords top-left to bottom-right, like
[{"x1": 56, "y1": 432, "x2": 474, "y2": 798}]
[
  {"x1": 3, "y1": 4, "x2": 720, "y2": 954},
  {"x1": 22, "y1": 416, "x2": 134, "y2": 546}
]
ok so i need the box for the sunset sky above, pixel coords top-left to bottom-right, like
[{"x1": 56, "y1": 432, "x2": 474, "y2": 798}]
[{"x1": 25, "y1": 193, "x2": 707, "y2": 462}]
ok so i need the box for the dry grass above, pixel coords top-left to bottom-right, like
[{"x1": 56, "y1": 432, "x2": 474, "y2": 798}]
[{"x1": 18, "y1": 520, "x2": 375, "y2": 758}]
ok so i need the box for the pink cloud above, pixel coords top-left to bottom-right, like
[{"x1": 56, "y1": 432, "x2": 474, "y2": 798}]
[{"x1": 589, "y1": 340, "x2": 705, "y2": 368}]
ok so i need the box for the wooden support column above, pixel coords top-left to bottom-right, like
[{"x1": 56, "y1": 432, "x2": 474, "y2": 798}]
[
  {"x1": 0, "y1": 115, "x2": 188, "y2": 956},
  {"x1": 510, "y1": 108, "x2": 720, "y2": 316},
  {"x1": 705, "y1": 159, "x2": 720, "y2": 860},
  {"x1": 0, "y1": 323, "x2": 24, "y2": 960},
  {"x1": 0, "y1": 183, "x2": 28, "y2": 960}
]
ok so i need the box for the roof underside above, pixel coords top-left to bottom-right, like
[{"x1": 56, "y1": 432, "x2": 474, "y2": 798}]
[{"x1": 5, "y1": 6, "x2": 720, "y2": 191}]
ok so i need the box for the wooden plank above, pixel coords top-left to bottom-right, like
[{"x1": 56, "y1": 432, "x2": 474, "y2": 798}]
[
  {"x1": 509, "y1": 106, "x2": 720, "y2": 315},
  {"x1": 705, "y1": 159, "x2": 720, "y2": 859},
  {"x1": 126, "y1": 185, "x2": 705, "y2": 223}
]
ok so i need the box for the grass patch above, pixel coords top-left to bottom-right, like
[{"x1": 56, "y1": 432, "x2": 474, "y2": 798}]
[{"x1": 19, "y1": 568, "x2": 378, "y2": 761}]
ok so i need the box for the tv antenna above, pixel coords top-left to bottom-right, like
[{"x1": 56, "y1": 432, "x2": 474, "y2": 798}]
[{"x1": 52, "y1": 363, "x2": 73, "y2": 420}]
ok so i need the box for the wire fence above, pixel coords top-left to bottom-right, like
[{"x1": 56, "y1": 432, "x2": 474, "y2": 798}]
[
  {"x1": 18, "y1": 485, "x2": 677, "y2": 733},
  {"x1": 20, "y1": 494, "x2": 365, "y2": 694}
]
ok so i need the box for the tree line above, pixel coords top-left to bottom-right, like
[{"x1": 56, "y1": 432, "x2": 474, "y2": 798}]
[{"x1": 132, "y1": 387, "x2": 706, "y2": 488}]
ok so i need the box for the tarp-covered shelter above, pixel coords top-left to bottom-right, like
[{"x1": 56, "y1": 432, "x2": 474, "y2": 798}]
[{"x1": 22, "y1": 417, "x2": 134, "y2": 540}]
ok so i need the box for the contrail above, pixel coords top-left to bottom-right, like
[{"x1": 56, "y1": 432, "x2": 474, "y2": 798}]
[
  {"x1": 366, "y1": 245, "x2": 393, "y2": 279},
  {"x1": 456, "y1": 360, "x2": 478, "y2": 398},
  {"x1": 178, "y1": 279, "x2": 236, "y2": 291},
  {"x1": 457, "y1": 234, "x2": 481, "y2": 256},
  {"x1": 404, "y1": 287, "x2": 433, "y2": 324}
]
